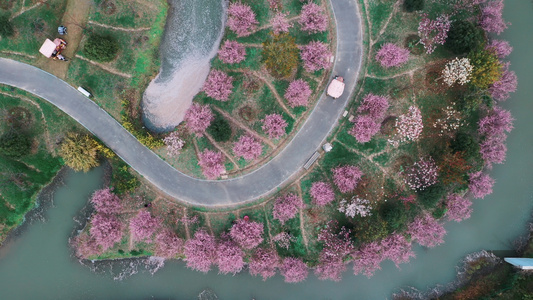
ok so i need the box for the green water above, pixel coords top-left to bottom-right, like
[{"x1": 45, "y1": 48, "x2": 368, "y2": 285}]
[{"x1": 1, "y1": 1, "x2": 533, "y2": 299}]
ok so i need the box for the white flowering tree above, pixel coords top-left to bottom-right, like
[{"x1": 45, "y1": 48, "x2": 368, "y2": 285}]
[
  {"x1": 442, "y1": 58, "x2": 473, "y2": 86},
  {"x1": 338, "y1": 196, "x2": 372, "y2": 218}
]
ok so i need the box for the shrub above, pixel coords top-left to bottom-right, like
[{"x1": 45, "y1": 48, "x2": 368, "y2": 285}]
[
  {"x1": 163, "y1": 131, "x2": 185, "y2": 157},
  {"x1": 83, "y1": 34, "x2": 119, "y2": 62},
  {"x1": 262, "y1": 33, "x2": 299, "y2": 79},
  {"x1": 379, "y1": 201, "x2": 407, "y2": 231},
  {"x1": 0, "y1": 15, "x2": 14, "y2": 38},
  {"x1": 403, "y1": 0, "x2": 424, "y2": 12},
  {"x1": 0, "y1": 130, "x2": 31, "y2": 158},
  {"x1": 207, "y1": 113, "x2": 232, "y2": 142},
  {"x1": 468, "y1": 49, "x2": 502, "y2": 89},
  {"x1": 445, "y1": 20, "x2": 484, "y2": 54},
  {"x1": 417, "y1": 183, "x2": 446, "y2": 209},
  {"x1": 402, "y1": 157, "x2": 439, "y2": 191},
  {"x1": 451, "y1": 131, "x2": 481, "y2": 162}
]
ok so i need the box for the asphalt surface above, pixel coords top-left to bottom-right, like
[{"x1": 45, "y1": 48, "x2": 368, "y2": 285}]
[{"x1": 0, "y1": 0, "x2": 362, "y2": 207}]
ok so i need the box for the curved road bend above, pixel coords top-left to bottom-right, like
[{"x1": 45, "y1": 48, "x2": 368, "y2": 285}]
[{"x1": 0, "y1": 0, "x2": 362, "y2": 207}]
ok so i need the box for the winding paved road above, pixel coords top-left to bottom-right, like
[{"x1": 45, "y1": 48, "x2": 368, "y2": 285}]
[{"x1": 0, "y1": 0, "x2": 362, "y2": 207}]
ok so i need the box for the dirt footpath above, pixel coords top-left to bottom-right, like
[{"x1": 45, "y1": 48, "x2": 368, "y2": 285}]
[{"x1": 40, "y1": 0, "x2": 92, "y2": 79}]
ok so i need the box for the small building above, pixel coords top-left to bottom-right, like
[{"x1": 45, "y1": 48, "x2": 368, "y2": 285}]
[{"x1": 504, "y1": 258, "x2": 533, "y2": 270}]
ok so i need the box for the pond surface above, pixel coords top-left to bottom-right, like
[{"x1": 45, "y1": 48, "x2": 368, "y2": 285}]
[{"x1": 1, "y1": 1, "x2": 532, "y2": 299}]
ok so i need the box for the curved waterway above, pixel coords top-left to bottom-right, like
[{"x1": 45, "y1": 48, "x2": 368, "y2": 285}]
[
  {"x1": 1, "y1": 2, "x2": 532, "y2": 299},
  {"x1": 142, "y1": 0, "x2": 225, "y2": 132}
]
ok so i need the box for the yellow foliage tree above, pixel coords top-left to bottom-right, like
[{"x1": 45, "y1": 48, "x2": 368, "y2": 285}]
[{"x1": 59, "y1": 133, "x2": 100, "y2": 172}]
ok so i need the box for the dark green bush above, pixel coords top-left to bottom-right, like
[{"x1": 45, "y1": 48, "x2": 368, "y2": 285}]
[
  {"x1": 0, "y1": 15, "x2": 14, "y2": 38},
  {"x1": 0, "y1": 130, "x2": 31, "y2": 158},
  {"x1": 111, "y1": 159, "x2": 140, "y2": 194},
  {"x1": 417, "y1": 184, "x2": 446, "y2": 209},
  {"x1": 451, "y1": 131, "x2": 481, "y2": 162},
  {"x1": 403, "y1": 0, "x2": 424, "y2": 12},
  {"x1": 207, "y1": 113, "x2": 232, "y2": 142},
  {"x1": 83, "y1": 33, "x2": 119, "y2": 62},
  {"x1": 445, "y1": 20, "x2": 484, "y2": 54},
  {"x1": 379, "y1": 201, "x2": 407, "y2": 232}
]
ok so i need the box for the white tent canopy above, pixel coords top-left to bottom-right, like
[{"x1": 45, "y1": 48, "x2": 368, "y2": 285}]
[{"x1": 39, "y1": 39, "x2": 57, "y2": 58}]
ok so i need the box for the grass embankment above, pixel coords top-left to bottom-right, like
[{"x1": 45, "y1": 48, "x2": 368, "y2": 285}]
[
  {"x1": 0, "y1": 86, "x2": 84, "y2": 243},
  {"x1": 156, "y1": 0, "x2": 333, "y2": 179}
]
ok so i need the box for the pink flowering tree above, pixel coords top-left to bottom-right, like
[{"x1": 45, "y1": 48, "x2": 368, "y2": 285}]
[
  {"x1": 349, "y1": 115, "x2": 381, "y2": 143},
  {"x1": 184, "y1": 229, "x2": 217, "y2": 273},
  {"x1": 273, "y1": 193, "x2": 302, "y2": 225},
  {"x1": 310, "y1": 181, "x2": 335, "y2": 206},
  {"x1": 314, "y1": 224, "x2": 354, "y2": 281},
  {"x1": 352, "y1": 241, "x2": 384, "y2": 277},
  {"x1": 198, "y1": 149, "x2": 226, "y2": 179},
  {"x1": 490, "y1": 63, "x2": 517, "y2": 101},
  {"x1": 227, "y1": 2, "x2": 258, "y2": 37},
  {"x1": 332, "y1": 165, "x2": 363, "y2": 193},
  {"x1": 284, "y1": 79, "x2": 312, "y2": 108},
  {"x1": 418, "y1": 13, "x2": 451, "y2": 54},
  {"x1": 203, "y1": 70, "x2": 233, "y2": 101},
  {"x1": 280, "y1": 257, "x2": 309, "y2": 283},
  {"x1": 408, "y1": 214, "x2": 446, "y2": 248},
  {"x1": 445, "y1": 193, "x2": 473, "y2": 222},
  {"x1": 381, "y1": 234, "x2": 415, "y2": 267},
  {"x1": 218, "y1": 40, "x2": 246, "y2": 64},
  {"x1": 163, "y1": 131, "x2": 185, "y2": 157},
  {"x1": 469, "y1": 171, "x2": 495, "y2": 199},
  {"x1": 298, "y1": 2, "x2": 328, "y2": 33},
  {"x1": 375, "y1": 43, "x2": 410, "y2": 68},
  {"x1": 299, "y1": 41, "x2": 332, "y2": 72},
  {"x1": 480, "y1": 0, "x2": 508, "y2": 34},
  {"x1": 129, "y1": 210, "x2": 160, "y2": 242},
  {"x1": 184, "y1": 103, "x2": 214, "y2": 137},
  {"x1": 230, "y1": 219, "x2": 264, "y2": 249},
  {"x1": 249, "y1": 247, "x2": 280, "y2": 280},
  {"x1": 262, "y1": 113, "x2": 288, "y2": 139},
  {"x1": 402, "y1": 157, "x2": 439, "y2": 191},
  {"x1": 478, "y1": 106, "x2": 514, "y2": 137},
  {"x1": 155, "y1": 230, "x2": 184, "y2": 258},
  {"x1": 486, "y1": 39, "x2": 513, "y2": 59},
  {"x1": 233, "y1": 135, "x2": 263, "y2": 161},
  {"x1": 358, "y1": 93, "x2": 390, "y2": 120},
  {"x1": 271, "y1": 12, "x2": 292, "y2": 35},
  {"x1": 216, "y1": 238, "x2": 245, "y2": 275},
  {"x1": 90, "y1": 188, "x2": 121, "y2": 215},
  {"x1": 90, "y1": 213, "x2": 123, "y2": 251},
  {"x1": 480, "y1": 136, "x2": 508, "y2": 165},
  {"x1": 73, "y1": 233, "x2": 101, "y2": 258}
]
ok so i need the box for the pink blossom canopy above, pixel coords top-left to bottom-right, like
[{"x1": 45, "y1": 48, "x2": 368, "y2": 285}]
[
  {"x1": 445, "y1": 193, "x2": 473, "y2": 222},
  {"x1": 284, "y1": 79, "x2": 312, "y2": 108},
  {"x1": 233, "y1": 135, "x2": 263, "y2": 161},
  {"x1": 469, "y1": 171, "x2": 495, "y2": 199},
  {"x1": 218, "y1": 40, "x2": 246, "y2": 64},
  {"x1": 227, "y1": 2, "x2": 258, "y2": 37},
  {"x1": 375, "y1": 43, "x2": 410, "y2": 68},
  {"x1": 272, "y1": 193, "x2": 302, "y2": 225},
  {"x1": 332, "y1": 165, "x2": 363, "y2": 193},
  {"x1": 198, "y1": 149, "x2": 226, "y2": 180},
  {"x1": 184, "y1": 103, "x2": 214, "y2": 137},
  {"x1": 129, "y1": 210, "x2": 160, "y2": 242},
  {"x1": 248, "y1": 247, "x2": 280, "y2": 280},
  {"x1": 216, "y1": 238, "x2": 245, "y2": 275},
  {"x1": 262, "y1": 113, "x2": 288, "y2": 139},
  {"x1": 90, "y1": 188, "x2": 121, "y2": 215},
  {"x1": 298, "y1": 3, "x2": 328, "y2": 33},
  {"x1": 203, "y1": 70, "x2": 234, "y2": 101},
  {"x1": 310, "y1": 181, "x2": 335, "y2": 206},
  {"x1": 229, "y1": 219, "x2": 264, "y2": 249},
  {"x1": 408, "y1": 214, "x2": 446, "y2": 248},
  {"x1": 184, "y1": 229, "x2": 217, "y2": 273},
  {"x1": 349, "y1": 115, "x2": 381, "y2": 143},
  {"x1": 280, "y1": 257, "x2": 309, "y2": 283},
  {"x1": 299, "y1": 41, "x2": 332, "y2": 72},
  {"x1": 90, "y1": 213, "x2": 123, "y2": 251}
]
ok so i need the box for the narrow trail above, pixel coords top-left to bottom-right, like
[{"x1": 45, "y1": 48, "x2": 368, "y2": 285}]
[
  {"x1": 204, "y1": 214, "x2": 214, "y2": 235},
  {"x1": 203, "y1": 132, "x2": 240, "y2": 170},
  {"x1": 10, "y1": 1, "x2": 46, "y2": 20},
  {"x1": 182, "y1": 208, "x2": 191, "y2": 239},
  {"x1": 87, "y1": 20, "x2": 151, "y2": 32},
  {"x1": 0, "y1": 51, "x2": 35, "y2": 59},
  {"x1": 366, "y1": 67, "x2": 423, "y2": 80},
  {"x1": 75, "y1": 55, "x2": 133, "y2": 78},
  {"x1": 373, "y1": 0, "x2": 401, "y2": 46},
  {"x1": 212, "y1": 107, "x2": 275, "y2": 148},
  {"x1": 250, "y1": 71, "x2": 296, "y2": 119},
  {"x1": 262, "y1": 205, "x2": 275, "y2": 244}
]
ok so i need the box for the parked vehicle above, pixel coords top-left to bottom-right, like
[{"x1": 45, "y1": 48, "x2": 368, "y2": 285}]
[{"x1": 327, "y1": 75, "x2": 345, "y2": 99}]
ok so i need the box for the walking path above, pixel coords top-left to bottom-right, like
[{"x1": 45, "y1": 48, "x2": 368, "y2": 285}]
[{"x1": 0, "y1": 0, "x2": 362, "y2": 207}]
